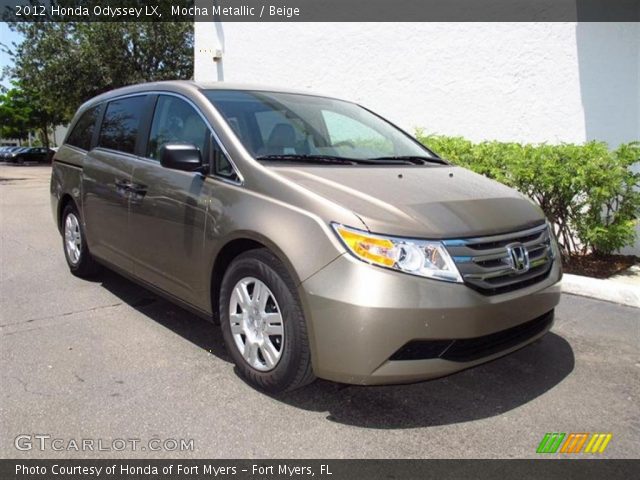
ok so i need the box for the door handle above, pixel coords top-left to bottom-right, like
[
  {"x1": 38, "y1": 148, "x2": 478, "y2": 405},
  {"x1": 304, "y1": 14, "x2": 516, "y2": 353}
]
[
  {"x1": 129, "y1": 183, "x2": 147, "y2": 195},
  {"x1": 114, "y1": 179, "x2": 132, "y2": 189},
  {"x1": 114, "y1": 179, "x2": 146, "y2": 193},
  {"x1": 128, "y1": 183, "x2": 147, "y2": 201},
  {"x1": 114, "y1": 179, "x2": 146, "y2": 199},
  {"x1": 114, "y1": 178, "x2": 132, "y2": 198}
]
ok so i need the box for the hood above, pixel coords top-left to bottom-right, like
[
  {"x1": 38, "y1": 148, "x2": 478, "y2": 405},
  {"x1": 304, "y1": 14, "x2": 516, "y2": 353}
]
[{"x1": 271, "y1": 165, "x2": 545, "y2": 238}]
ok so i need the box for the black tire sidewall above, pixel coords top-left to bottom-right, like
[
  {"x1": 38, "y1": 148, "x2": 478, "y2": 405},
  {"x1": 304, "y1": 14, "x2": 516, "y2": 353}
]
[{"x1": 219, "y1": 250, "x2": 310, "y2": 392}]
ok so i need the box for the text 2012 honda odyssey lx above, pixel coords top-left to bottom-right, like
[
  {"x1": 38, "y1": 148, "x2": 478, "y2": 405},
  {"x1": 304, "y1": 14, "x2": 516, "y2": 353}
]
[{"x1": 51, "y1": 81, "x2": 562, "y2": 392}]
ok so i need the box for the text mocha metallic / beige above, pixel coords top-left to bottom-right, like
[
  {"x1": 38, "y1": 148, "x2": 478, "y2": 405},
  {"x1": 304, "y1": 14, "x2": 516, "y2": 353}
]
[{"x1": 51, "y1": 81, "x2": 562, "y2": 392}]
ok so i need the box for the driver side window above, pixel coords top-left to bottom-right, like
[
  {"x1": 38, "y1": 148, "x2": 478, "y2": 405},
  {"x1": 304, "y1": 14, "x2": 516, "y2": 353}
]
[{"x1": 147, "y1": 96, "x2": 208, "y2": 161}]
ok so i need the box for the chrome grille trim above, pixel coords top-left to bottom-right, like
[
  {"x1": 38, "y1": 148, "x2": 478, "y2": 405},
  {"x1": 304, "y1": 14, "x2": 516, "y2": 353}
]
[{"x1": 443, "y1": 223, "x2": 554, "y2": 295}]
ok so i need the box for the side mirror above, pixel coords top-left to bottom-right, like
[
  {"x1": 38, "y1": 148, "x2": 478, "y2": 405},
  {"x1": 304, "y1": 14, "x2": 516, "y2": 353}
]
[{"x1": 159, "y1": 143, "x2": 203, "y2": 172}]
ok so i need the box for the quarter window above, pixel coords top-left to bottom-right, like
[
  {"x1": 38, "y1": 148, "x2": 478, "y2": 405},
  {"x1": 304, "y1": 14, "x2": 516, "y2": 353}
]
[
  {"x1": 211, "y1": 139, "x2": 239, "y2": 182},
  {"x1": 66, "y1": 105, "x2": 100, "y2": 151},
  {"x1": 98, "y1": 96, "x2": 146, "y2": 154}
]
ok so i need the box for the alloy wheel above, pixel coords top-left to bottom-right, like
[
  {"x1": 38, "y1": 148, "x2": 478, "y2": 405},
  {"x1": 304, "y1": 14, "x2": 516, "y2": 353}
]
[
  {"x1": 64, "y1": 213, "x2": 82, "y2": 265},
  {"x1": 228, "y1": 277, "x2": 285, "y2": 371}
]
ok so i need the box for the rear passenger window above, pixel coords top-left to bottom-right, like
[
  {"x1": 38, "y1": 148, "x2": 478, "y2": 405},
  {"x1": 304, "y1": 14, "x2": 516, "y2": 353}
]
[
  {"x1": 147, "y1": 95, "x2": 208, "y2": 161},
  {"x1": 98, "y1": 96, "x2": 146, "y2": 154},
  {"x1": 66, "y1": 106, "x2": 100, "y2": 151}
]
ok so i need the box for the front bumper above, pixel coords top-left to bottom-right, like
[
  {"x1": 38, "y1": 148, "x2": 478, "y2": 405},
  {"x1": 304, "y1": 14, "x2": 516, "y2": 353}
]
[{"x1": 300, "y1": 253, "x2": 562, "y2": 385}]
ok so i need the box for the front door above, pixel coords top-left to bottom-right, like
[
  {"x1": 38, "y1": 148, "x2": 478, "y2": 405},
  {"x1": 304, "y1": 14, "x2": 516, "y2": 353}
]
[{"x1": 128, "y1": 95, "x2": 211, "y2": 306}]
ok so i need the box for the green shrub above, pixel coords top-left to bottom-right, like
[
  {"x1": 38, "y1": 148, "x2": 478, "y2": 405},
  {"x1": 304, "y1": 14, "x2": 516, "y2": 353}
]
[{"x1": 416, "y1": 130, "x2": 640, "y2": 257}]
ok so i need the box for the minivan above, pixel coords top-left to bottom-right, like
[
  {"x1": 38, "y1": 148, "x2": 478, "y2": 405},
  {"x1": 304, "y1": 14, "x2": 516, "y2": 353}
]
[{"x1": 51, "y1": 81, "x2": 562, "y2": 392}]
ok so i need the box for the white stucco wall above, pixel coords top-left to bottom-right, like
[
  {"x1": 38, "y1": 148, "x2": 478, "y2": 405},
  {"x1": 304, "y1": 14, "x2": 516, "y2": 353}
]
[
  {"x1": 195, "y1": 22, "x2": 639, "y2": 146},
  {"x1": 195, "y1": 22, "x2": 640, "y2": 254}
]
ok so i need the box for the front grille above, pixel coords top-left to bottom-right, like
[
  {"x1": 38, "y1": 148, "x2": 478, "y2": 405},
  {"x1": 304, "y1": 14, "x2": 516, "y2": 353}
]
[
  {"x1": 444, "y1": 222, "x2": 554, "y2": 295},
  {"x1": 389, "y1": 310, "x2": 554, "y2": 362}
]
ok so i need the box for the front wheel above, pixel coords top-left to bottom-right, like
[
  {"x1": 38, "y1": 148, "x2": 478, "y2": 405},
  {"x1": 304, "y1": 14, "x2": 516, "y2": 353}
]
[{"x1": 219, "y1": 249, "x2": 315, "y2": 393}]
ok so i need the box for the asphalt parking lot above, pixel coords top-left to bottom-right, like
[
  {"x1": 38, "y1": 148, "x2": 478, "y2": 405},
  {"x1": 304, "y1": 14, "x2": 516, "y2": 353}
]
[{"x1": 1, "y1": 164, "x2": 638, "y2": 459}]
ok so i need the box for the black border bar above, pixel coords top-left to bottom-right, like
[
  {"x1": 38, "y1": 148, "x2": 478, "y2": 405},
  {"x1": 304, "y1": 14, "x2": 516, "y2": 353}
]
[
  {"x1": 2, "y1": 459, "x2": 640, "y2": 480},
  {"x1": 1, "y1": 0, "x2": 639, "y2": 22}
]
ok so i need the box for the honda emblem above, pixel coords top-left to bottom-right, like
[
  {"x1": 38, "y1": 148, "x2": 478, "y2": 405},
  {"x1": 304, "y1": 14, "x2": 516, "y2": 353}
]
[{"x1": 506, "y1": 243, "x2": 530, "y2": 273}]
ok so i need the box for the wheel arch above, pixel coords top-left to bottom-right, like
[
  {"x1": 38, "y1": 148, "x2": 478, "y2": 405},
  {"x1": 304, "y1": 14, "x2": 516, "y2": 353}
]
[
  {"x1": 57, "y1": 194, "x2": 77, "y2": 233},
  {"x1": 209, "y1": 233, "x2": 304, "y2": 324}
]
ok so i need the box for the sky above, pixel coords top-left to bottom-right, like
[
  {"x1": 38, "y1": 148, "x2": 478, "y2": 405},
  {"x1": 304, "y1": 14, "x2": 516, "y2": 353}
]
[{"x1": 0, "y1": 22, "x2": 22, "y2": 89}]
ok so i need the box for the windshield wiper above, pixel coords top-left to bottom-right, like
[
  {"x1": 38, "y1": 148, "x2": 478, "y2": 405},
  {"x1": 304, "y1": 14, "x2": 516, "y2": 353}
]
[
  {"x1": 367, "y1": 155, "x2": 449, "y2": 165},
  {"x1": 257, "y1": 154, "x2": 416, "y2": 166},
  {"x1": 255, "y1": 154, "x2": 447, "y2": 166},
  {"x1": 256, "y1": 154, "x2": 359, "y2": 165}
]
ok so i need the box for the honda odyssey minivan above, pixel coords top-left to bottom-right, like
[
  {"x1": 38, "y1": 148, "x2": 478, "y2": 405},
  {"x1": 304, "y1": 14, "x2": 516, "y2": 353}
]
[{"x1": 51, "y1": 81, "x2": 562, "y2": 392}]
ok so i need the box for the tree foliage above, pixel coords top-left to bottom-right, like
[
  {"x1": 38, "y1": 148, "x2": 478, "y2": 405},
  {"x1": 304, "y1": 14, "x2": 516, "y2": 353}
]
[
  {"x1": 0, "y1": 88, "x2": 29, "y2": 141},
  {"x1": 0, "y1": 85, "x2": 56, "y2": 147},
  {"x1": 416, "y1": 131, "x2": 640, "y2": 257},
  {"x1": 3, "y1": 20, "x2": 193, "y2": 126}
]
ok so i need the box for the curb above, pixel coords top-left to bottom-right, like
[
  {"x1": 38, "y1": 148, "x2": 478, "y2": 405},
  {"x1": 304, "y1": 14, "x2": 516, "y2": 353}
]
[{"x1": 562, "y1": 274, "x2": 640, "y2": 308}]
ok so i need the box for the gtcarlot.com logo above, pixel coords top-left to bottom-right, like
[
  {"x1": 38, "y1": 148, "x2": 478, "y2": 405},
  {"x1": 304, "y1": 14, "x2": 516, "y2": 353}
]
[
  {"x1": 536, "y1": 432, "x2": 612, "y2": 454},
  {"x1": 15, "y1": 434, "x2": 194, "y2": 452}
]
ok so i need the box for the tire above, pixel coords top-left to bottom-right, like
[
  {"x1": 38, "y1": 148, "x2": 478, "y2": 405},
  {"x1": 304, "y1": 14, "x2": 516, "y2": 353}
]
[
  {"x1": 61, "y1": 203, "x2": 101, "y2": 278},
  {"x1": 219, "y1": 248, "x2": 315, "y2": 393}
]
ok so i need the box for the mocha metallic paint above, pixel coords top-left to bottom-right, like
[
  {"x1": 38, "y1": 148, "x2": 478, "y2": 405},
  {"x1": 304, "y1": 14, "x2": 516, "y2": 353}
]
[{"x1": 51, "y1": 81, "x2": 562, "y2": 385}]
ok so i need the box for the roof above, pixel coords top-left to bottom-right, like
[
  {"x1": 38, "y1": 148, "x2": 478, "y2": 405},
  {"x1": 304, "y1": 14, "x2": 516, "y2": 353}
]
[
  {"x1": 192, "y1": 80, "x2": 332, "y2": 98},
  {"x1": 78, "y1": 80, "x2": 346, "y2": 112}
]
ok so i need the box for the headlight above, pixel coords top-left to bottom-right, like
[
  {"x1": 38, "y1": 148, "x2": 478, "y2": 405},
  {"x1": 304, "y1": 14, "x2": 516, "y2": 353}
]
[
  {"x1": 546, "y1": 220, "x2": 560, "y2": 260},
  {"x1": 332, "y1": 223, "x2": 463, "y2": 283}
]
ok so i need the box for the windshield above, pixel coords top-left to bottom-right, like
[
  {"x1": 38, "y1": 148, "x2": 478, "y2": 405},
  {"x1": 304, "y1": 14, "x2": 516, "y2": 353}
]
[{"x1": 204, "y1": 90, "x2": 438, "y2": 164}]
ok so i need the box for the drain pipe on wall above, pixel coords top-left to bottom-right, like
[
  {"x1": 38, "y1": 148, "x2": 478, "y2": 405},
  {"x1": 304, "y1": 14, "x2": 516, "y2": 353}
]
[{"x1": 194, "y1": 21, "x2": 225, "y2": 82}]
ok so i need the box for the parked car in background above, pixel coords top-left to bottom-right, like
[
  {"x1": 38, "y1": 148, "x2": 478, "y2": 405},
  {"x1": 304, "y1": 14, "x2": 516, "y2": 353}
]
[
  {"x1": 0, "y1": 146, "x2": 24, "y2": 161},
  {"x1": 51, "y1": 81, "x2": 562, "y2": 392},
  {"x1": 7, "y1": 147, "x2": 54, "y2": 164}
]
